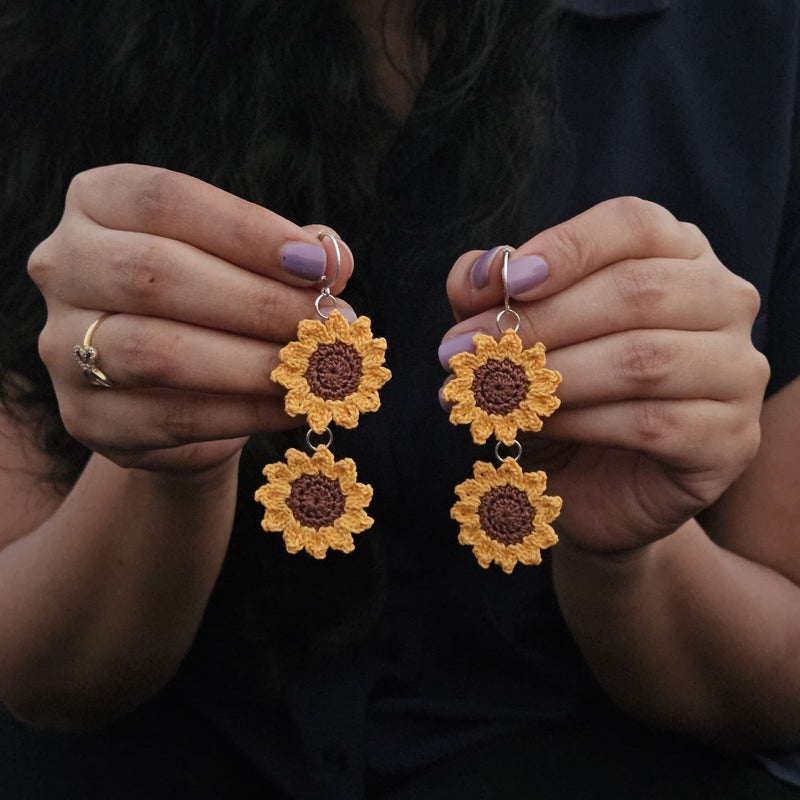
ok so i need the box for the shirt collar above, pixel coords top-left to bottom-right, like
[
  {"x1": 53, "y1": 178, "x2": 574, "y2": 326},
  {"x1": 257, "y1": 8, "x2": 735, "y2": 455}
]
[{"x1": 558, "y1": 0, "x2": 670, "y2": 18}]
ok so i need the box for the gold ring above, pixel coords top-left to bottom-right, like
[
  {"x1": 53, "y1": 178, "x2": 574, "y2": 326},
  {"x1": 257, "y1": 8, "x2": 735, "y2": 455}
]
[{"x1": 73, "y1": 313, "x2": 116, "y2": 388}]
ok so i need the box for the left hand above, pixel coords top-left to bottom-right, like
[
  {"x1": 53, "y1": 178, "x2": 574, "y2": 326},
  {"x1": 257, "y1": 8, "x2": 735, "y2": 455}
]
[{"x1": 441, "y1": 197, "x2": 770, "y2": 552}]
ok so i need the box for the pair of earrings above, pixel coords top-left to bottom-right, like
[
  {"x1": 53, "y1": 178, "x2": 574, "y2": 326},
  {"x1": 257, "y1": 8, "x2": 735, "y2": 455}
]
[{"x1": 255, "y1": 242, "x2": 561, "y2": 572}]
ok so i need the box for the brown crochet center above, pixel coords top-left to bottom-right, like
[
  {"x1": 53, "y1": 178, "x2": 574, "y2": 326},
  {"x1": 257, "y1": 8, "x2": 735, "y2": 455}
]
[
  {"x1": 305, "y1": 342, "x2": 363, "y2": 400},
  {"x1": 477, "y1": 485, "x2": 535, "y2": 545},
  {"x1": 287, "y1": 474, "x2": 346, "y2": 528},
  {"x1": 472, "y1": 359, "x2": 529, "y2": 415}
]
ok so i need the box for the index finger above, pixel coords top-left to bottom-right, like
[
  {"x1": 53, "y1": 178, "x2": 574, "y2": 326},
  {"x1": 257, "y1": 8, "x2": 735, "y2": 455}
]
[
  {"x1": 449, "y1": 196, "x2": 708, "y2": 315},
  {"x1": 66, "y1": 164, "x2": 353, "y2": 293}
]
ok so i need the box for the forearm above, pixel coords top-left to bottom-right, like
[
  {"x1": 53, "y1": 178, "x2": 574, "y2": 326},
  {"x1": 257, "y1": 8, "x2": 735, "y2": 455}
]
[
  {"x1": 552, "y1": 519, "x2": 800, "y2": 747},
  {"x1": 0, "y1": 452, "x2": 240, "y2": 729}
]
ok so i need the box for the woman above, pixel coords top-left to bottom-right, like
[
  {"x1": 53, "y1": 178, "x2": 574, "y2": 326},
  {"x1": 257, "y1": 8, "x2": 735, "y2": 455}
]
[{"x1": 1, "y1": 1, "x2": 799, "y2": 797}]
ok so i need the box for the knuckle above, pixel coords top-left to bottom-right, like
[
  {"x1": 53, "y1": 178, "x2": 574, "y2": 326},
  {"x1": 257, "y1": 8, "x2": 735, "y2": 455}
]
[
  {"x1": 679, "y1": 221, "x2": 709, "y2": 255},
  {"x1": 616, "y1": 333, "x2": 675, "y2": 387},
  {"x1": 64, "y1": 168, "x2": 97, "y2": 204},
  {"x1": 159, "y1": 399, "x2": 199, "y2": 446},
  {"x1": 111, "y1": 240, "x2": 174, "y2": 302},
  {"x1": 631, "y1": 400, "x2": 676, "y2": 444},
  {"x1": 134, "y1": 168, "x2": 182, "y2": 226},
  {"x1": 755, "y1": 350, "x2": 771, "y2": 388},
  {"x1": 248, "y1": 286, "x2": 281, "y2": 332},
  {"x1": 36, "y1": 324, "x2": 59, "y2": 369},
  {"x1": 735, "y1": 276, "x2": 762, "y2": 320},
  {"x1": 548, "y1": 225, "x2": 593, "y2": 278},
  {"x1": 118, "y1": 323, "x2": 176, "y2": 385},
  {"x1": 66, "y1": 164, "x2": 130, "y2": 205},
  {"x1": 227, "y1": 198, "x2": 268, "y2": 251},
  {"x1": 611, "y1": 260, "x2": 668, "y2": 317},
  {"x1": 739, "y1": 419, "x2": 763, "y2": 464},
  {"x1": 27, "y1": 237, "x2": 57, "y2": 288},
  {"x1": 614, "y1": 196, "x2": 673, "y2": 250}
]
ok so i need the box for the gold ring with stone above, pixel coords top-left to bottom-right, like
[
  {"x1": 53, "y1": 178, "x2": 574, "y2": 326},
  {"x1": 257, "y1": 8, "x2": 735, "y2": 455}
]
[{"x1": 73, "y1": 313, "x2": 116, "y2": 388}]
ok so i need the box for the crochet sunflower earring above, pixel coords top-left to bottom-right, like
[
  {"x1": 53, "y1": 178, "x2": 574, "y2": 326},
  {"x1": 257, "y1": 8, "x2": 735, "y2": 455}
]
[
  {"x1": 442, "y1": 247, "x2": 562, "y2": 573},
  {"x1": 255, "y1": 232, "x2": 391, "y2": 558}
]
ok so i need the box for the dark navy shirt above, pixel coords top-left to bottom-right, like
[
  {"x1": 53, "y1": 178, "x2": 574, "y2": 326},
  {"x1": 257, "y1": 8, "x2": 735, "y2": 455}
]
[{"x1": 170, "y1": 2, "x2": 800, "y2": 798}]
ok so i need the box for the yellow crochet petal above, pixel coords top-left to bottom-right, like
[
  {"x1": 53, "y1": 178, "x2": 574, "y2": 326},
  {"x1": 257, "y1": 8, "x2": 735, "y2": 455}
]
[
  {"x1": 283, "y1": 385, "x2": 313, "y2": 418},
  {"x1": 519, "y1": 467, "x2": 548, "y2": 495},
  {"x1": 323, "y1": 527, "x2": 357, "y2": 553},
  {"x1": 327, "y1": 309, "x2": 351, "y2": 339},
  {"x1": 447, "y1": 350, "x2": 481, "y2": 374},
  {"x1": 468, "y1": 414, "x2": 495, "y2": 445},
  {"x1": 352, "y1": 390, "x2": 381, "y2": 414},
  {"x1": 471, "y1": 333, "x2": 499, "y2": 359},
  {"x1": 492, "y1": 416, "x2": 519, "y2": 446},
  {"x1": 305, "y1": 397, "x2": 334, "y2": 434},
  {"x1": 339, "y1": 507, "x2": 374, "y2": 534},
  {"x1": 495, "y1": 329, "x2": 524, "y2": 359},
  {"x1": 331, "y1": 401, "x2": 360, "y2": 429}
]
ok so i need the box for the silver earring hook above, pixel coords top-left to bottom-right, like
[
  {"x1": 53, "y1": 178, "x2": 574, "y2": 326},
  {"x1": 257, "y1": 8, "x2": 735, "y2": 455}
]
[
  {"x1": 314, "y1": 230, "x2": 343, "y2": 319},
  {"x1": 497, "y1": 246, "x2": 521, "y2": 334}
]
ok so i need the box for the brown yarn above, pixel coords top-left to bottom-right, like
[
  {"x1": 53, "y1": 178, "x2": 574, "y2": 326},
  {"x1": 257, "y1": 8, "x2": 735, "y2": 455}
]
[
  {"x1": 305, "y1": 342, "x2": 363, "y2": 400},
  {"x1": 477, "y1": 485, "x2": 534, "y2": 545},
  {"x1": 287, "y1": 473, "x2": 346, "y2": 529},
  {"x1": 472, "y1": 359, "x2": 529, "y2": 415}
]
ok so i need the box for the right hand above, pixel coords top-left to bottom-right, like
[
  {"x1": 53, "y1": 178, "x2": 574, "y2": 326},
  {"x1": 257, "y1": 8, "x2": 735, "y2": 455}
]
[{"x1": 28, "y1": 164, "x2": 355, "y2": 474}]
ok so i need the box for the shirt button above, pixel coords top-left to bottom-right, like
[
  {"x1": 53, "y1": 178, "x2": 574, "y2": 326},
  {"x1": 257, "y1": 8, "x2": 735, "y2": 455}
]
[{"x1": 321, "y1": 745, "x2": 349, "y2": 774}]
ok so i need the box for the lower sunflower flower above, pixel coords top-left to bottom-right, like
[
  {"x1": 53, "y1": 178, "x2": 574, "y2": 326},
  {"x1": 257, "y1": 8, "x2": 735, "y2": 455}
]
[
  {"x1": 255, "y1": 445, "x2": 374, "y2": 558},
  {"x1": 451, "y1": 458, "x2": 561, "y2": 573}
]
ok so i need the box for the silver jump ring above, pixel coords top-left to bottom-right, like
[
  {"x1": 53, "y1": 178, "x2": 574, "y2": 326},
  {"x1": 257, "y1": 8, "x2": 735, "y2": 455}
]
[
  {"x1": 314, "y1": 292, "x2": 337, "y2": 319},
  {"x1": 306, "y1": 427, "x2": 334, "y2": 451},
  {"x1": 495, "y1": 439, "x2": 522, "y2": 463}
]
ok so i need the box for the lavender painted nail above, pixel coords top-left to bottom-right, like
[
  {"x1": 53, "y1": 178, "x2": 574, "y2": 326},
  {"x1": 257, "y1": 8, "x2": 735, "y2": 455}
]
[
  {"x1": 280, "y1": 242, "x2": 326, "y2": 281},
  {"x1": 438, "y1": 331, "x2": 481, "y2": 370},
  {"x1": 506, "y1": 255, "x2": 548, "y2": 296},
  {"x1": 337, "y1": 304, "x2": 358, "y2": 323},
  {"x1": 469, "y1": 246, "x2": 504, "y2": 289}
]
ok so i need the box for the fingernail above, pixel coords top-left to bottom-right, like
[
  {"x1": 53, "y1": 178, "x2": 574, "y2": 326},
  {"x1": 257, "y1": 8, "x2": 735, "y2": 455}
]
[
  {"x1": 338, "y1": 304, "x2": 358, "y2": 323},
  {"x1": 280, "y1": 242, "x2": 326, "y2": 281},
  {"x1": 438, "y1": 331, "x2": 480, "y2": 370},
  {"x1": 469, "y1": 246, "x2": 503, "y2": 290},
  {"x1": 506, "y1": 255, "x2": 548, "y2": 296},
  {"x1": 438, "y1": 385, "x2": 453, "y2": 412}
]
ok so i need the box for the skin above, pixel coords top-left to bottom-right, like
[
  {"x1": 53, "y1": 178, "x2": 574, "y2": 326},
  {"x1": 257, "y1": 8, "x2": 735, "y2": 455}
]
[{"x1": 443, "y1": 198, "x2": 800, "y2": 746}]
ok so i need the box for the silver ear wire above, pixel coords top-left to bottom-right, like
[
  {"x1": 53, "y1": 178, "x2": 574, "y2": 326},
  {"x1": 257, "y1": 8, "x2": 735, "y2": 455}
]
[
  {"x1": 314, "y1": 230, "x2": 343, "y2": 319},
  {"x1": 497, "y1": 246, "x2": 521, "y2": 333}
]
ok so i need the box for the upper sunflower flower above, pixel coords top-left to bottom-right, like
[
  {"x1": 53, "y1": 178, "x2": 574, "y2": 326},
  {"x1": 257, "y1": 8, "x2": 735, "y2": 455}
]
[
  {"x1": 442, "y1": 330, "x2": 561, "y2": 445},
  {"x1": 272, "y1": 310, "x2": 391, "y2": 433}
]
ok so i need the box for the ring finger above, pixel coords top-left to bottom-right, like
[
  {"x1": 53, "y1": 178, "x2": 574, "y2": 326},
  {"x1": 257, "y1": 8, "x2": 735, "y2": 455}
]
[{"x1": 48, "y1": 310, "x2": 292, "y2": 396}]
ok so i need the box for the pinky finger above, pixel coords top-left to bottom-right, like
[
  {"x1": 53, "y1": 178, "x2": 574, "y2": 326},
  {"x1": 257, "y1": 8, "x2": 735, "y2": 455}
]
[{"x1": 61, "y1": 389, "x2": 295, "y2": 455}]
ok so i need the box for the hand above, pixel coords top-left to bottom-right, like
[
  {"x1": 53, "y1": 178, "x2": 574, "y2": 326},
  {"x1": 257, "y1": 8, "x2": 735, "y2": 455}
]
[
  {"x1": 28, "y1": 164, "x2": 355, "y2": 473},
  {"x1": 442, "y1": 197, "x2": 770, "y2": 552}
]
